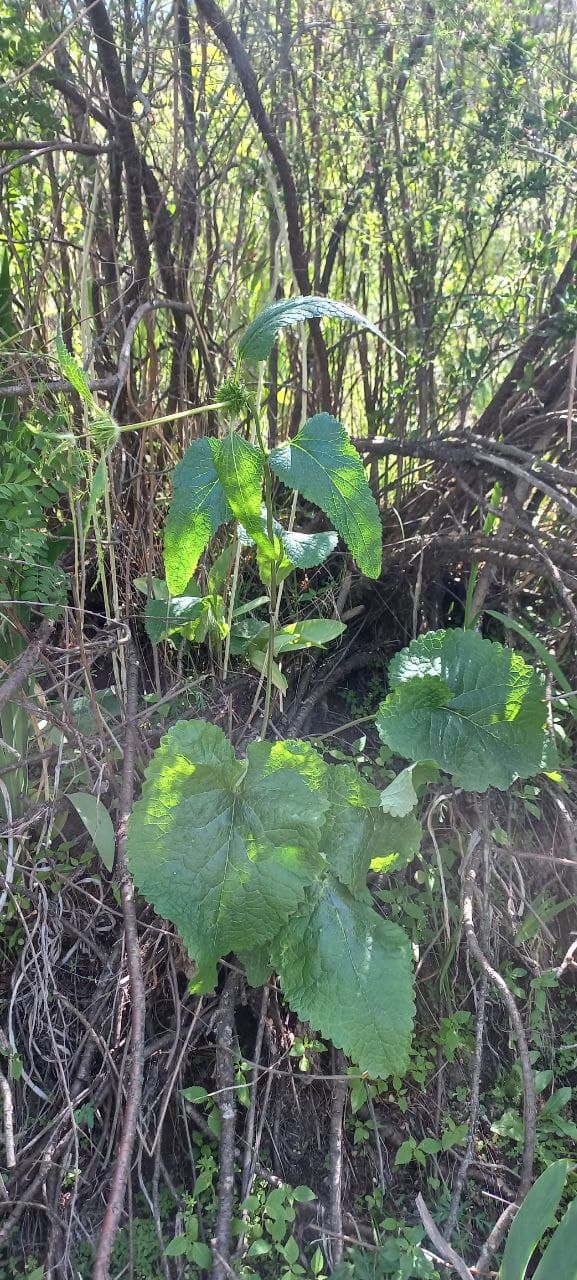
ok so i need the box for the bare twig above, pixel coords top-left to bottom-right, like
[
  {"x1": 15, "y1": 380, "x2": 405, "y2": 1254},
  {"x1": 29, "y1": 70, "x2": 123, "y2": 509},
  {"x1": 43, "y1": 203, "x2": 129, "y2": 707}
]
[
  {"x1": 212, "y1": 971, "x2": 241, "y2": 1280},
  {"x1": 0, "y1": 1068, "x2": 15, "y2": 1168},
  {"x1": 0, "y1": 620, "x2": 54, "y2": 715},
  {"x1": 416, "y1": 1193, "x2": 474, "y2": 1280},
  {"x1": 462, "y1": 835, "x2": 537, "y2": 1275},
  {"x1": 93, "y1": 643, "x2": 145, "y2": 1280},
  {"x1": 327, "y1": 1051, "x2": 348, "y2": 1269}
]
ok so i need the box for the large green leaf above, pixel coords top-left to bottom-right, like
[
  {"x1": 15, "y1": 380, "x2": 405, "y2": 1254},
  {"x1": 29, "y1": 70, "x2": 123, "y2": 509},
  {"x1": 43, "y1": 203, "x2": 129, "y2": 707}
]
[
  {"x1": 319, "y1": 764, "x2": 420, "y2": 893},
  {"x1": 272, "y1": 877, "x2": 414, "y2": 1077},
  {"x1": 214, "y1": 433, "x2": 275, "y2": 564},
  {"x1": 126, "y1": 722, "x2": 328, "y2": 991},
  {"x1": 269, "y1": 414, "x2": 382, "y2": 579},
  {"x1": 238, "y1": 296, "x2": 386, "y2": 363},
  {"x1": 164, "y1": 438, "x2": 231, "y2": 594},
  {"x1": 376, "y1": 630, "x2": 548, "y2": 792},
  {"x1": 532, "y1": 1192, "x2": 577, "y2": 1280},
  {"x1": 500, "y1": 1161, "x2": 570, "y2": 1280}
]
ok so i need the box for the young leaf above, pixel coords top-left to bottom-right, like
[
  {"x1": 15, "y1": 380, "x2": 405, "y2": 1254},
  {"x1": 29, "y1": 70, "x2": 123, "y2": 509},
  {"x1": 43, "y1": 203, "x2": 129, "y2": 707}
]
[
  {"x1": 83, "y1": 455, "x2": 107, "y2": 534},
  {"x1": 238, "y1": 296, "x2": 387, "y2": 364},
  {"x1": 269, "y1": 415, "x2": 382, "y2": 579},
  {"x1": 165, "y1": 1237, "x2": 188, "y2": 1258},
  {"x1": 380, "y1": 767, "x2": 419, "y2": 817},
  {"x1": 272, "y1": 619, "x2": 345, "y2": 654},
  {"x1": 55, "y1": 320, "x2": 93, "y2": 406},
  {"x1": 144, "y1": 595, "x2": 205, "y2": 645},
  {"x1": 376, "y1": 630, "x2": 548, "y2": 792},
  {"x1": 126, "y1": 722, "x2": 328, "y2": 992},
  {"x1": 164, "y1": 438, "x2": 231, "y2": 595},
  {"x1": 272, "y1": 876, "x2": 414, "y2": 1078},
  {"x1": 379, "y1": 762, "x2": 439, "y2": 817},
  {"x1": 279, "y1": 528, "x2": 338, "y2": 569},
  {"x1": 249, "y1": 646, "x2": 288, "y2": 694},
  {"x1": 68, "y1": 792, "x2": 115, "y2": 871},
  {"x1": 500, "y1": 1160, "x2": 569, "y2": 1280}
]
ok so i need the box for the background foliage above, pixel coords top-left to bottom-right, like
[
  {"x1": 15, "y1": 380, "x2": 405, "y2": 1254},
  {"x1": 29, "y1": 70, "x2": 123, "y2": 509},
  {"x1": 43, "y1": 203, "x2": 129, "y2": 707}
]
[{"x1": 0, "y1": 0, "x2": 576, "y2": 1277}]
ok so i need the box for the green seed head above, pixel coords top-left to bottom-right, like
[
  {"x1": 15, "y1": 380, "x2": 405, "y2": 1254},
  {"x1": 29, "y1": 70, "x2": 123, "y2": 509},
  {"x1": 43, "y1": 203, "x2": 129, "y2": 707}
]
[
  {"x1": 90, "y1": 412, "x2": 120, "y2": 452},
  {"x1": 218, "y1": 377, "x2": 255, "y2": 420}
]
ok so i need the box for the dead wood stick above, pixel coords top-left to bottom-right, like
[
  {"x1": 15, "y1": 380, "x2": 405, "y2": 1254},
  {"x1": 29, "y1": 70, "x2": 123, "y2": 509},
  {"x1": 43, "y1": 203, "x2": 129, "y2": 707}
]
[
  {"x1": 462, "y1": 837, "x2": 537, "y2": 1276},
  {"x1": 416, "y1": 1194, "x2": 475, "y2": 1280},
  {"x1": 0, "y1": 619, "x2": 54, "y2": 715},
  {"x1": 327, "y1": 1052, "x2": 348, "y2": 1269},
  {"x1": 212, "y1": 971, "x2": 241, "y2": 1280},
  {"x1": 93, "y1": 643, "x2": 145, "y2": 1280}
]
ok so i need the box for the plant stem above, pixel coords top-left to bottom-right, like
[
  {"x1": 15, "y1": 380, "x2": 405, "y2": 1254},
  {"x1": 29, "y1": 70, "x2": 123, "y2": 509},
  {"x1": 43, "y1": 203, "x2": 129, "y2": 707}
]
[
  {"x1": 118, "y1": 401, "x2": 227, "y2": 433},
  {"x1": 311, "y1": 713, "x2": 375, "y2": 741},
  {"x1": 252, "y1": 405, "x2": 277, "y2": 740}
]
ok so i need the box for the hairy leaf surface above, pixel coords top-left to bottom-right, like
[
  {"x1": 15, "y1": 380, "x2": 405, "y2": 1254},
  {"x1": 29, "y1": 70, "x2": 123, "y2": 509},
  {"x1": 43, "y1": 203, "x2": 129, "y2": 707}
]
[
  {"x1": 272, "y1": 877, "x2": 414, "y2": 1077},
  {"x1": 164, "y1": 439, "x2": 231, "y2": 594},
  {"x1": 376, "y1": 630, "x2": 548, "y2": 791},
  {"x1": 126, "y1": 722, "x2": 328, "y2": 990},
  {"x1": 214, "y1": 434, "x2": 263, "y2": 537},
  {"x1": 269, "y1": 415, "x2": 382, "y2": 578},
  {"x1": 238, "y1": 296, "x2": 387, "y2": 363}
]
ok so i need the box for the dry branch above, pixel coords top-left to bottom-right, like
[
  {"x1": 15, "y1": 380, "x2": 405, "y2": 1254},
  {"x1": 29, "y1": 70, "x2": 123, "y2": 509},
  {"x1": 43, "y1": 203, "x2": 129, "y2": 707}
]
[{"x1": 93, "y1": 643, "x2": 145, "y2": 1280}]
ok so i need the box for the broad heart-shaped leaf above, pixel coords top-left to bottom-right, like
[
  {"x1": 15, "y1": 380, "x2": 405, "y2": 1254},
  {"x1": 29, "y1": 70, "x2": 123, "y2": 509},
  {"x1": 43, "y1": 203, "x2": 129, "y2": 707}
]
[
  {"x1": 269, "y1": 415, "x2": 382, "y2": 579},
  {"x1": 272, "y1": 877, "x2": 414, "y2": 1078},
  {"x1": 376, "y1": 629, "x2": 548, "y2": 792},
  {"x1": 164, "y1": 438, "x2": 231, "y2": 594},
  {"x1": 126, "y1": 722, "x2": 329, "y2": 991},
  {"x1": 144, "y1": 595, "x2": 205, "y2": 644},
  {"x1": 238, "y1": 296, "x2": 386, "y2": 363},
  {"x1": 500, "y1": 1160, "x2": 569, "y2": 1280}
]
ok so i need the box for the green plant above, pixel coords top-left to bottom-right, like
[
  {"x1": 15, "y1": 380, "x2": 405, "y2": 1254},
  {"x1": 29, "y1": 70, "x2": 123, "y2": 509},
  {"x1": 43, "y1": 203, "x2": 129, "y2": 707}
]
[
  {"x1": 98, "y1": 299, "x2": 552, "y2": 1078},
  {"x1": 375, "y1": 628, "x2": 551, "y2": 791},
  {"x1": 332, "y1": 1227, "x2": 439, "y2": 1280},
  {"x1": 499, "y1": 1158, "x2": 577, "y2": 1280}
]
